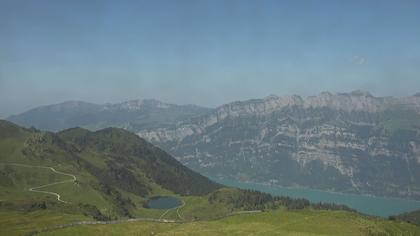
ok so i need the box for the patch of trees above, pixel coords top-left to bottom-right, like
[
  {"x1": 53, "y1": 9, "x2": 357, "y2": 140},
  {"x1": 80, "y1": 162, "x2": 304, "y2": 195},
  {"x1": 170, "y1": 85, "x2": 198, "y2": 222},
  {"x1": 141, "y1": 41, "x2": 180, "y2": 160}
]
[
  {"x1": 232, "y1": 190, "x2": 275, "y2": 210},
  {"x1": 26, "y1": 201, "x2": 47, "y2": 211},
  {"x1": 311, "y1": 202, "x2": 356, "y2": 212},
  {"x1": 390, "y1": 210, "x2": 420, "y2": 226},
  {"x1": 138, "y1": 147, "x2": 221, "y2": 196},
  {"x1": 78, "y1": 203, "x2": 110, "y2": 221},
  {"x1": 276, "y1": 196, "x2": 310, "y2": 210},
  {"x1": 209, "y1": 189, "x2": 277, "y2": 211},
  {"x1": 99, "y1": 184, "x2": 135, "y2": 218},
  {"x1": 208, "y1": 188, "x2": 357, "y2": 213},
  {"x1": 83, "y1": 160, "x2": 150, "y2": 197},
  {"x1": 67, "y1": 127, "x2": 221, "y2": 196},
  {"x1": 0, "y1": 167, "x2": 16, "y2": 187}
]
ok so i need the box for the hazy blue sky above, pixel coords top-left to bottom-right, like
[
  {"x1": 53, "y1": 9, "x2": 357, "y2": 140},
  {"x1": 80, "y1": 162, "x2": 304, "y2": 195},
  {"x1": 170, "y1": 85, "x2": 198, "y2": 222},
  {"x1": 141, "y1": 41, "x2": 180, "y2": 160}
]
[{"x1": 1, "y1": 0, "x2": 420, "y2": 117}]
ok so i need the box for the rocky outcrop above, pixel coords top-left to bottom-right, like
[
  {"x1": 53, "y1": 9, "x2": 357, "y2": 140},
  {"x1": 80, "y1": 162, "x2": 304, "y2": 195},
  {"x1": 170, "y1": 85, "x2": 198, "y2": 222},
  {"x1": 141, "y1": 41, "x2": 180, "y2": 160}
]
[{"x1": 138, "y1": 91, "x2": 420, "y2": 200}]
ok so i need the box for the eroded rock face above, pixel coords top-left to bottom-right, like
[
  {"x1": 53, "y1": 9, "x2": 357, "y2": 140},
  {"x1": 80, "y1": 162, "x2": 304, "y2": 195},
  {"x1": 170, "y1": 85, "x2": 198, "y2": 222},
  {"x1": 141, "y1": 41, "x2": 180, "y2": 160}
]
[{"x1": 138, "y1": 91, "x2": 420, "y2": 200}]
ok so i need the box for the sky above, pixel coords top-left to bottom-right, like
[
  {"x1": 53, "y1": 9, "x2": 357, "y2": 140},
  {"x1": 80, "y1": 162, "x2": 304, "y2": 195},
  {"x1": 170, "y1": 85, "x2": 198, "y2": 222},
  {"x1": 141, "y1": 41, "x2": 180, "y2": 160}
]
[{"x1": 1, "y1": 0, "x2": 420, "y2": 117}]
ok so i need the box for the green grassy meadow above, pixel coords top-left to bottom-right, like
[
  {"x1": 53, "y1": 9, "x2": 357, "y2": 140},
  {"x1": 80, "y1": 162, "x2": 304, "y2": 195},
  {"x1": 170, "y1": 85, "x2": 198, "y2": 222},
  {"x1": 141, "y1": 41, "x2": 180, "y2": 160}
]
[
  {"x1": 1, "y1": 121, "x2": 420, "y2": 235},
  {"x1": 1, "y1": 208, "x2": 419, "y2": 236}
]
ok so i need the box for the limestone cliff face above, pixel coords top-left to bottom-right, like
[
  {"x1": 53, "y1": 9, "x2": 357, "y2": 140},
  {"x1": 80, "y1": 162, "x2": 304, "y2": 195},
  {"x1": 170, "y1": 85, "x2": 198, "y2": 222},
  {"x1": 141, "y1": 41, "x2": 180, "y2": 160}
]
[{"x1": 138, "y1": 91, "x2": 420, "y2": 200}]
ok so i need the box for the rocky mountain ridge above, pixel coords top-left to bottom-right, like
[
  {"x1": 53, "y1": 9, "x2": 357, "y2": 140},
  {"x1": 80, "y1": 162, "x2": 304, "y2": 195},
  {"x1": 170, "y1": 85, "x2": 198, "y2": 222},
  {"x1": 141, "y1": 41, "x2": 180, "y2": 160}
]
[
  {"x1": 6, "y1": 91, "x2": 420, "y2": 199},
  {"x1": 139, "y1": 91, "x2": 420, "y2": 143},
  {"x1": 8, "y1": 99, "x2": 211, "y2": 132},
  {"x1": 138, "y1": 91, "x2": 420, "y2": 200}
]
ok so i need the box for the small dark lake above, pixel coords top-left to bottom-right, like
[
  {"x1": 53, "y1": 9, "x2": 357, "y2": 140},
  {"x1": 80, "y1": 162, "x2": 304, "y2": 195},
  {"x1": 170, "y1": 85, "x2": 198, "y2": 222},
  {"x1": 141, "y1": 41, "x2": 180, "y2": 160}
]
[{"x1": 146, "y1": 196, "x2": 182, "y2": 209}]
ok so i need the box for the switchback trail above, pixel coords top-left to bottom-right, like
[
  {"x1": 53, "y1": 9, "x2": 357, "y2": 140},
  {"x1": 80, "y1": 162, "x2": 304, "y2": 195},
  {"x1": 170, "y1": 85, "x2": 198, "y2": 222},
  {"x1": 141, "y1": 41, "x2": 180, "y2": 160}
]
[
  {"x1": 0, "y1": 162, "x2": 77, "y2": 203},
  {"x1": 1, "y1": 163, "x2": 264, "y2": 235}
]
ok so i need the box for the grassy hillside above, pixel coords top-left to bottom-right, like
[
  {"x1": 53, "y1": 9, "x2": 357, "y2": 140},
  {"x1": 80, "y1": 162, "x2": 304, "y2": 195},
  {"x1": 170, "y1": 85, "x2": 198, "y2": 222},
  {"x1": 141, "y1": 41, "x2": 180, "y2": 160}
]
[
  {"x1": 1, "y1": 208, "x2": 420, "y2": 236},
  {"x1": 0, "y1": 120, "x2": 220, "y2": 220},
  {"x1": 1, "y1": 120, "x2": 419, "y2": 235},
  {"x1": 393, "y1": 209, "x2": 420, "y2": 226},
  {"x1": 58, "y1": 127, "x2": 220, "y2": 196}
]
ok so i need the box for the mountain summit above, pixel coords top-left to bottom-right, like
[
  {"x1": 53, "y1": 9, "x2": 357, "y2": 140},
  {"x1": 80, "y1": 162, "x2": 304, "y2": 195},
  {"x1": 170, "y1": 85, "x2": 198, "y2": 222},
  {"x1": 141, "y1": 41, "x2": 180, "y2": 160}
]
[{"x1": 8, "y1": 99, "x2": 211, "y2": 132}]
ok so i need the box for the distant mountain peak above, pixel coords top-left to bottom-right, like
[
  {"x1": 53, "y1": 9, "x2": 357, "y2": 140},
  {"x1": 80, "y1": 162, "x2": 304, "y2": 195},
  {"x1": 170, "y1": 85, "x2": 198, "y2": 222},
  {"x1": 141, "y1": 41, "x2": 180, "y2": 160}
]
[
  {"x1": 98, "y1": 99, "x2": 177, "y2": 112},
  {"x1": 349, "y1": 90, "x2": 373, "y2": 97},
  {"x1": 264, "y1": 94, "x2": 280, "y2": 100},
  {"x1": 320, "y1": 91, "x2": 334, "y2": 96},
  {"x1": 116, "y1": 98, "x2": 172, "y2": 110},
  {"x1": 29, "y1": 101, "x2": 100, "y2": 112},
  {"x1": 8, "y1": 98, "x2": 211, "y2": 132},
  {"x1": 60, "y1": 100, "x2": 91, "y2": 105}
]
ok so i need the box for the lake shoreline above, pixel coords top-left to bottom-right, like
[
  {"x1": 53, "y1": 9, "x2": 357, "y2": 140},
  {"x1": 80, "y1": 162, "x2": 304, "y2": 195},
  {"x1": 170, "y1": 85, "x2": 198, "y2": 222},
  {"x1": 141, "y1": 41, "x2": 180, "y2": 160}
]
[
  {"x1": 210, "y1": 176, "x2": 420, "y2": 203},
  {"x1": 209, "y1": 176, "x2": 420, "y2": 217}
]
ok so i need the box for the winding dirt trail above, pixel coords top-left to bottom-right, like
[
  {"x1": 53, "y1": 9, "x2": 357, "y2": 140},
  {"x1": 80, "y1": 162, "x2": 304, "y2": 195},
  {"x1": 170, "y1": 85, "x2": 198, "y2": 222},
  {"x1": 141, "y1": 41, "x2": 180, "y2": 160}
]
[
  {"x1": 176, "y1": 199, "x2": 186, "y2": 220},
  {"x1": 1, "y1": 163, "x2": 266, "y2": 235},
  {"x1": 159, "y1": 199, "x2": 186, "y2": 221},
  {"x1": 0, "y1": 163, "x2": 77, "y2": 203}
]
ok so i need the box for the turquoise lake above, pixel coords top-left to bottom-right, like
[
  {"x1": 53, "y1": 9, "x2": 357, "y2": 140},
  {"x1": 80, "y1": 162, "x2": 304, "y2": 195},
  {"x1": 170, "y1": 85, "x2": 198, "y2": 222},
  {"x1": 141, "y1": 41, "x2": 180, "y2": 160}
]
[
  {"x1": 211, "y1": 177, "x2": 420, "y2": 217},
  {"x1": 146, "y1": 196, "x2": 181, "y2": 209}
]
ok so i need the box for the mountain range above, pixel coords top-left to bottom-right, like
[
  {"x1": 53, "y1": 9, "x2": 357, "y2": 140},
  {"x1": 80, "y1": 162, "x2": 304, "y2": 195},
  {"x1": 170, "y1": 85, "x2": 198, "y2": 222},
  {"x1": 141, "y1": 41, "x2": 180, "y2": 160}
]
[
  {"x1": 7, "y1": 91, "x2": 420, "y2": 200},
  {"x1": 8, "y1": 99, "x2": 210, "y2": 132}
]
